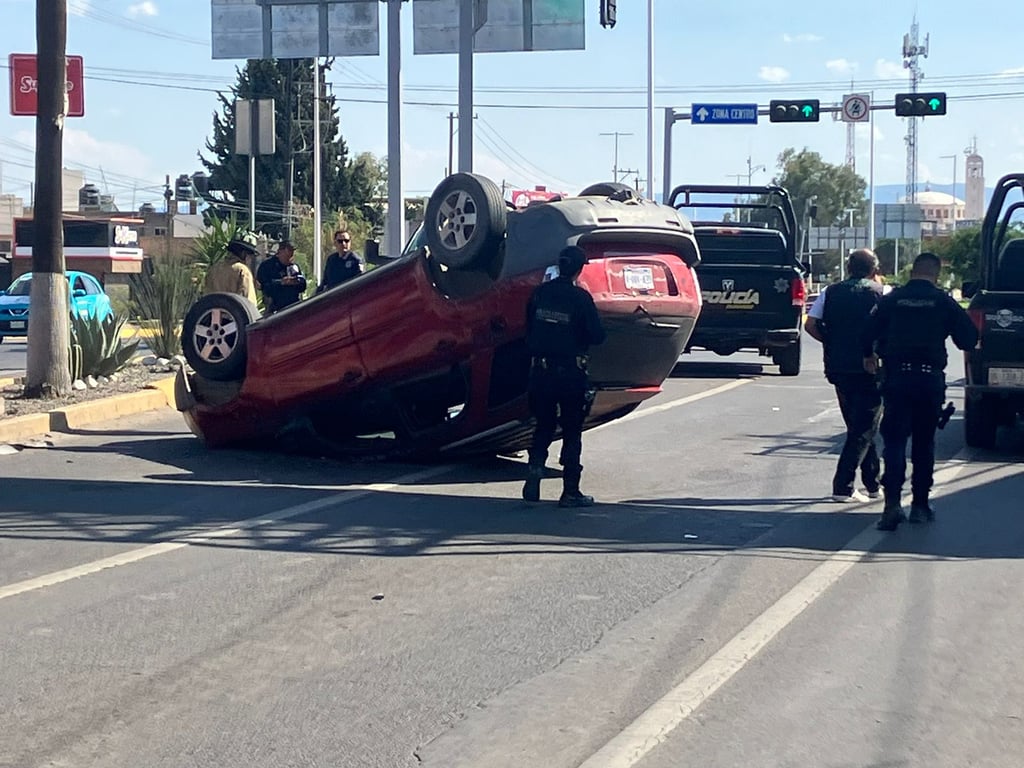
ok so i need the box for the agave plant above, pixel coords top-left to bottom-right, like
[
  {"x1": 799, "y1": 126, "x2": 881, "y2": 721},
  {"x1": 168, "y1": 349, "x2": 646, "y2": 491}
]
[
  {"x1": 129, "y1": 255, "x2": 201, "y2": 358},
  {"x1": 68, "y1": 310, "x2": 141, "y2": 379}
]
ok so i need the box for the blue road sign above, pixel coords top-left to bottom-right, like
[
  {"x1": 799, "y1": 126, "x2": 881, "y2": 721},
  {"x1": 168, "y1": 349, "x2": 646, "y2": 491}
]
[{"x1": 691, "y1": 103, "x2": 759, "y2": 125}]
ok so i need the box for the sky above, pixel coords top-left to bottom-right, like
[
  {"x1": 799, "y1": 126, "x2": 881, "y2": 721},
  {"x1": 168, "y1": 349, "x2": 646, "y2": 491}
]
[{"x1": 2, "y1": 0, "x2": 1024, "y2": 213}]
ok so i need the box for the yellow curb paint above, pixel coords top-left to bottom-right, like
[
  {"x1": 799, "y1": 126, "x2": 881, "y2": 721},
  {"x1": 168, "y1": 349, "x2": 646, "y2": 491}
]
[
  {"x1": 1, "y1": 375, "x2": 177, "y2": 442},
  {"x1": 0, "y1": 413, "x2": 52, "y2": 444},
  {"x1": 0, "y1": 378, "x2": 19, "y2": 388},
  {"x1": 145, "y1": 376, "x2": 176, "y2": 407},
  {"x1": 49, "y1": 388, "x2": 170, "y2": 431}
]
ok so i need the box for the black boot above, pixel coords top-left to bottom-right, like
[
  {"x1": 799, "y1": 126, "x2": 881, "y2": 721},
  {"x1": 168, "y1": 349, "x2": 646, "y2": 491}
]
[
  {"x1": 876, "y1": 493, "x2": 903, "y2": 531},
  {"x1": 522, "y1": 464, "x2": 543, "y2": 502},
  {"x1": 908, "y1": 499, "x2": 935, "y2": 523},
  {"x1": 559, "y1": 467, "x2": 594, "y2": 508}
]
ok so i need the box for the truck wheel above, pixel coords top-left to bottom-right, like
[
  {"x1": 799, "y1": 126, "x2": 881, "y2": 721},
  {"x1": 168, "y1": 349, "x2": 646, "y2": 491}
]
[
  {"x1": 425, "y1": 173, "x2": 506, "y2": 271},
  {"x1": 775, "y1": 342, "x2": 802, "y2": 376},
  {"x1": 964, "y1": 395, "x2": 998, "y2": 449},
  {"x1": 182, "y1": 293, "x2": 260, "y2": 382}
]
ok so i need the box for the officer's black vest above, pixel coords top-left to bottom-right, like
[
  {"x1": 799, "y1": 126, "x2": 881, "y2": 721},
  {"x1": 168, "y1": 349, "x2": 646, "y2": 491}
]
[{"x1": 821, "y1": 277, "x2": 884, "y2": 378}]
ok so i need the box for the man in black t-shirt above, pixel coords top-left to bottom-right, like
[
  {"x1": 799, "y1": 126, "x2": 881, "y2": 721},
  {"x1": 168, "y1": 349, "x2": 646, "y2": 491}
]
[{"x1": 318, "y1": 230, "x2": 364, "y2": 292}]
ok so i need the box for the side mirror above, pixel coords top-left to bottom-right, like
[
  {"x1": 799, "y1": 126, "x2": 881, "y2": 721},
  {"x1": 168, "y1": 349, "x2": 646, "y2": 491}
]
[
  {"x1": 961, "y1": 281, "x2": 978, "y2": 299},
  {"x1": 72, "y1": 289, "x2": 87, "y2": 298}
]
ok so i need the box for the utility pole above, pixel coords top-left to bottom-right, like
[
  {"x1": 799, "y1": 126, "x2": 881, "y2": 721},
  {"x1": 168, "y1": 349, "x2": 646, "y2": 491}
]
[
  {"x1": 902, "y1": 16, "x2": 929, "y2": 204},
  {"x1": 26, "y1": 0, "x2": 72, "y2": 397},
  {"x1": 599, "y1": 131, "x2": 633, "y2": 182},
  {"x1": 447, "y1": 112, "x2": 456, "y2": 176}
]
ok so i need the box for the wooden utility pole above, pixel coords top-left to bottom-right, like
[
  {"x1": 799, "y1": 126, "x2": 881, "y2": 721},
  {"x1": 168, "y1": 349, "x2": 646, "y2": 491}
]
[{"x1": 26, "y1": 0, "x2": 72, "y2": 397}]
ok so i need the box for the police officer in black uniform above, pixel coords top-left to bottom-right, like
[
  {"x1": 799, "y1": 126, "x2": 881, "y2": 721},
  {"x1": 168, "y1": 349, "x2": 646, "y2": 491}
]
[
  {"x1": 861, "y1": 252, "x2": 978, "y2": 530},
  {"x1": 806, "y1": 249, "x2": 886, "y2": 502},
  {"x1": 522, "y1": 245, "x2": 606, "y2": 507},
  {"x1": 256, "y1": 240, "x2": 307, "y2": 314}
]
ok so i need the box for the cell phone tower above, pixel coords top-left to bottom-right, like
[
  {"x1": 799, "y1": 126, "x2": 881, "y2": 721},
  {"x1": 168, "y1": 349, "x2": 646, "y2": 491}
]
[{"x1": 902, "y1": 16, "x2": 929, "y2": 204}]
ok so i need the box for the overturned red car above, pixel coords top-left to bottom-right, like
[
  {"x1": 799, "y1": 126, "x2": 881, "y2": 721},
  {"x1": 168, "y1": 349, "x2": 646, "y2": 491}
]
[{"x1": 174, "y1": 174, "x2": 703, "y2": 457}]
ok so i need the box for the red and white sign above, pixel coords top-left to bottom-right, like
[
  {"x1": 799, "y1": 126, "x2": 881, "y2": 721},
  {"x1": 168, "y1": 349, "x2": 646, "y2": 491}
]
[
  {"x1": 9, "y1": 53, "x2": 85, "y2": 117},
  {"x1": 511, "y1": 187, "x2": 566, "y2": 208}
]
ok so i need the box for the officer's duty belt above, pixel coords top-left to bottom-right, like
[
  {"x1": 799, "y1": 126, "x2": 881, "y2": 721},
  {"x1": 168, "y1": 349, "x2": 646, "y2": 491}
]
[
  {"x1": 533, "y1": 355, "x2": 588, "y2": 371},
  {"x1": 896, "y1": 362, "x2": 938, "y2": 374}
]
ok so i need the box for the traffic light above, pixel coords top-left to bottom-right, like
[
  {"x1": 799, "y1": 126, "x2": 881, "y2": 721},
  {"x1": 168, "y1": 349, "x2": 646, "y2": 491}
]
[
  {"x1": 600, "y1": 0, "x2": 616, "y2": 28},
  {"x1": 769, "y1": 99, "x2": 820, "y2": 123},
  {"x1": 894, "y1": 92, "x2": 947, "y2": 116}
]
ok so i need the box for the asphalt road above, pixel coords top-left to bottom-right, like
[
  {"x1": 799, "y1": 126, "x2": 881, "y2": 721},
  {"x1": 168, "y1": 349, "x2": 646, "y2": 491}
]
[{"x1": 1, "y1": 341, "x2": 1021, "y2": 768}]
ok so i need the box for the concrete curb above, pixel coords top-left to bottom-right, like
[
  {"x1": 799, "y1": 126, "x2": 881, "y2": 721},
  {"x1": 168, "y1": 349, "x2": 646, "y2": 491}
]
[{"x1": 0, "y1": 375, "x2": 176, "y2": 444}]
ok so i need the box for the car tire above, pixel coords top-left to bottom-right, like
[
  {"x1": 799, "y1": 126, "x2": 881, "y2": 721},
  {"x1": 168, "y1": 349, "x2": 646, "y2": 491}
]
[
  {"x1": 964, "y1": 395, "x2": 998, "y2": 449},
  {"x1": 776, "y1": 341, "x2": 801, "y2": 376},
  {"x1": 424, "y1": 173, "x2": 507, "y2": 270},
  {"x1": 578, "y1": 181, "x2": 639, "y2": 199},
  {"x1": 182, "y1": 292, "x2": 260, "y2": 382}
]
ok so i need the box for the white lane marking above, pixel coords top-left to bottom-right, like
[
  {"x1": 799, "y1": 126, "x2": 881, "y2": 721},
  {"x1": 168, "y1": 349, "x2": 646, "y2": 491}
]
[
  {"x1": 577, "y1": 454, "x2": 970, "y2": 768},
  {"x1": 590, "y1": 380, "x2": 752, "y2": 432},
  {"x1": 807, "y1": 405, "x2": 842, "y2": 423},
  {"x1": 0, "y1": 466, "x2": 452, "y2": 602}
]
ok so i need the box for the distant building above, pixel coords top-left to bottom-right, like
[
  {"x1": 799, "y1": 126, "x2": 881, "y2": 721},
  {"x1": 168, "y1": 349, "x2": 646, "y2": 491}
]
[
  {"x1": 899, "y1": 189, "x2": 964, "y2": 233},
  {"x1": 965, "y1": 149, "x2": 985, "y2": 221}
]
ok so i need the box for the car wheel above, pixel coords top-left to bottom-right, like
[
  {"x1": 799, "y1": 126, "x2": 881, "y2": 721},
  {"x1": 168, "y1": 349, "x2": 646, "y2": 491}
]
[
  {"x1": 964, "y1": 395, "x2": 998, "y2": 449},
  {"x1": 776, "y1": 342, "x2": 801, "y2": 376},
  {"x1": 578, "y1": 181, "x2": 639, "y2": 200},
  {"x1": 182, "y1": 293, "x2": 260, "y2": 382},
  {"x1": 424, "y1": 173, "x2": 506, "y2": 270}
]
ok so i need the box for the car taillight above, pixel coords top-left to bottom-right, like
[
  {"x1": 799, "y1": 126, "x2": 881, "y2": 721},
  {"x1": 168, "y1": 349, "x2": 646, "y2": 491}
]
[
  {"x1": 967, "y1": 307, "x2": 986, "y2": 337},
  {"x1": 790, "y1": 277, "x2": 806, "y2": 307}
]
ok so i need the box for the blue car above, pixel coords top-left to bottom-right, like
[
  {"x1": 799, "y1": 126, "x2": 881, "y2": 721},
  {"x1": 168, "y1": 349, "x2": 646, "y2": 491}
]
[{"x1": 0, "y1": 270, "x2": 113, "y2": 343}]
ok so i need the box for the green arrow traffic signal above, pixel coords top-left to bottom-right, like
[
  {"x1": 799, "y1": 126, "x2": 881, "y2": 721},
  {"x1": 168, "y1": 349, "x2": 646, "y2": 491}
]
[
  {"x1": 769, "y1": 99, "x2": 820, "y2": 123},
  {"x1": 894, "y1": 92, "x2": 947, "y2": 116}
]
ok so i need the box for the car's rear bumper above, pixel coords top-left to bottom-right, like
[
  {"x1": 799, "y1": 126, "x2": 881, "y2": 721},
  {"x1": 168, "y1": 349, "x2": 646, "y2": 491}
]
[
  {"x1": 687, "y1": 326, "x2": 800, "y2": 352},
  {"x1": 0, "y1": 320, "x2": 28, "y2": 336},
  {"x1": 588, "y1": 311, "x2": 698, "y2": 388}
]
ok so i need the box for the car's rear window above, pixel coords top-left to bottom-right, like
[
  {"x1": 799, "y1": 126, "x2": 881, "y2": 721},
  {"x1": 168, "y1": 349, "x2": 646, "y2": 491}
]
[{"x1": 694, "y1": 229, "x2": 790, "y2": 267}]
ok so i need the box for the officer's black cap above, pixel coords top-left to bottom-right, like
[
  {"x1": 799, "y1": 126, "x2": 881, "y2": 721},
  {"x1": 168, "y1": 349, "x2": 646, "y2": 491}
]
[{"x1": 558, "y1": 245, "x2": 587, "y2": 277}]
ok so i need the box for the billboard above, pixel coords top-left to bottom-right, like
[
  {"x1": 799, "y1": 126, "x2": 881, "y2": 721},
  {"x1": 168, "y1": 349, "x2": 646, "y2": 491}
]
[
  {"x1": 413, "y1": 0, "x2": 585, "y2": 54},
  {"x1": 510, "y1": 187, "x2": 567, "y2": 208},
  {"x1": 211, "y1": 0, "x2": 380, "y2": 59},
  {"x1": 9, "y1": 54, "x2": 85, "y2": 117}
]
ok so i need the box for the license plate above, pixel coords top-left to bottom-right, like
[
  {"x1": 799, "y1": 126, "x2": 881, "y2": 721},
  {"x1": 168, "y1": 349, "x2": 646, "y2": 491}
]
[
  {"x1": 989, "y1": 367, "x2": 1024, "y2": 387},
  {"x1": 623, "y1": 266, "x2": 655, "y2": 291},
  {"x1": 8, "y1": 321, "x2": 25, "y2": 330}
]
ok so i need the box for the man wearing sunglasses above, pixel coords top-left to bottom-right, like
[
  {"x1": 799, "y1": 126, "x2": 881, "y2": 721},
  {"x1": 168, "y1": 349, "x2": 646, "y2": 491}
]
[{"x1": 318, "y1": 230, "x2": 364, "y2": 293}]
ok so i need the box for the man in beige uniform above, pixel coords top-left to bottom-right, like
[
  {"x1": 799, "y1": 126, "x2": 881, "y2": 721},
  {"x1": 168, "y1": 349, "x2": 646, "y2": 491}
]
[{"x1": 203, "y1": 236, "x2": 259, "y2": 306}]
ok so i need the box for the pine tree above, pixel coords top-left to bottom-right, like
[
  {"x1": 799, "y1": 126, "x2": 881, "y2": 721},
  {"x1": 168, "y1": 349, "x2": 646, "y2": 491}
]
[{"x1": 199, "y1": 58, "x2": 361, "y2": 235}]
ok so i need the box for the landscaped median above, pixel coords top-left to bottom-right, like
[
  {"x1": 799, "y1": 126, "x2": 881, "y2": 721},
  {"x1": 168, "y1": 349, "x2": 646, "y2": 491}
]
[{"x1": 0, "y1": 375, "x2": 176, "y2": 444}]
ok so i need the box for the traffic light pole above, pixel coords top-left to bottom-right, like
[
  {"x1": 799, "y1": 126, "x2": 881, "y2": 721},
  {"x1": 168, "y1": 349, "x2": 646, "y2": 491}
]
[{"x1": 662, "y1": 102, "x2": 901, "y2": 204}]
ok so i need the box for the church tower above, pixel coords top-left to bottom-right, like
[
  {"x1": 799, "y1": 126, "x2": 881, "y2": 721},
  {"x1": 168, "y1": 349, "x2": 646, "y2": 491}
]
[{"x1": 964, "y1": 137, "x2": 985, "y2": 222}]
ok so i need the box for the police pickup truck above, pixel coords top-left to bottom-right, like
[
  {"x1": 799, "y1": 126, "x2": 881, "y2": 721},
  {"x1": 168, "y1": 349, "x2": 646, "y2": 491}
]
[
  {"x1": 962, "y1": 172, "x2": 1024, "y2": 449},
  {"x1": 668, "y1": 184, "x2": 807, "y2": 375}
]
